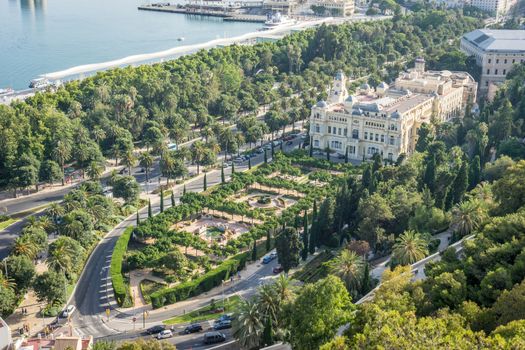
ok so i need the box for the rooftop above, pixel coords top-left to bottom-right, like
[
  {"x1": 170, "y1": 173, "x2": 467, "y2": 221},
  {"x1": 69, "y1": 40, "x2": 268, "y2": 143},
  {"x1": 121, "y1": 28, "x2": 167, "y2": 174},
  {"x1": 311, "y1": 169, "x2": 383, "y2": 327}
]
[{"x1": 463, "y1": 29, "x2": 525, "y2": 52}]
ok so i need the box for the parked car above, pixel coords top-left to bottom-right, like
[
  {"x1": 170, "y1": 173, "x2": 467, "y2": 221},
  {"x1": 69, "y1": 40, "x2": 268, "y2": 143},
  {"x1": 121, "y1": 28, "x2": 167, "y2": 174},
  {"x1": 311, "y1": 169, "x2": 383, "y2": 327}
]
[
  {"x1": 262, "y1": 254, "x2": 276, "y2": 264},
  {"x1": 204, "y1": 332, "x2": 226, "y2": 345},
  {"x1": 213, "y1": 320, "x2": 232, "y2": 330},
  {"x1": 264, "y1": 144, "x2": 272, "y2": 150},
  {"x1": 273, "y1": 265, "x2": 284, "y2": 274},
  {"x1": 234, "y1": 157, "x2": 244, "y2": 163},
  {"x1": 146, "y1": 325, "x2": 166, "y2": 335},
  {"x1": 273, "y1": 140, "x2": 282, "y2": 146},
  {"x1": 337, "y1": 153, "x2": 346, "y2": 159},
  {"x1": 217, "y1": 314, "x2": 233, "y2": 322},
  {"x1": 157, "y1": 330, "x2": 173, "y2": 339},
  {"x1": 270, "y1": 251, "x2": 278, "y2": 259},
  {"x1": 61, "y1": 305, "x2": 75, "y2": 318},
  {"x1": 184, "y1": 323, "x2": 203, "y2": 334},
  {"x1": 286, "y1": 140, "x2": 293, "y2": 146},
  {"x1": 223, "y1": 161, "x2": 232, "y2": 167},
  {"x1": 255, "y1": 148, "x2": 265, "y2": 154}
]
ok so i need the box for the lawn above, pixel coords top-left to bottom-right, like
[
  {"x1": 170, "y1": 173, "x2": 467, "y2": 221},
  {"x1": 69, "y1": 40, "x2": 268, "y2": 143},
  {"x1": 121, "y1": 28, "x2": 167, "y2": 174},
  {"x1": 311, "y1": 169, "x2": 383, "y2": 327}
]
[
  {"x1": 0, "y1": 218, "x2": 18, "y2": 231},
  {"x1": 164, "y1": 295, "x2": 241, "y2": 325},
  {"x1": 140, "y1": 279, "x2": 165, "y2": 304}
]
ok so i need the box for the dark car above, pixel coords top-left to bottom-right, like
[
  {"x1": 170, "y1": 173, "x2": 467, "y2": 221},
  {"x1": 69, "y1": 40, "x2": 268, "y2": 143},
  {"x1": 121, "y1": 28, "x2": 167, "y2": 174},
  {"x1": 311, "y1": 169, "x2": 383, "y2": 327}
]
[
  {"x1": 146, "y1": 325, "x2": 166, "y2": 335},
  {"x1": 286, "y1": 140, "x2": 293, "y2": 146},
  {"x1": 213, "y1": 320, "x2": 232, "y2": 330},
  {"x1": 337, "y1": 154, "x2": 346, "y2": 159},
  {"x1": 184, "y1": 323, "x2": 203, "y2": 334},
  {"x1": 217, "y1": 314, "x2": 233, "y2": 322},
  {"x1": 273, "y1": 265, "x2": 284, "y2": 274},
  {"x1": 204, "y1": 331, "x2": 226, "y2": 345}
]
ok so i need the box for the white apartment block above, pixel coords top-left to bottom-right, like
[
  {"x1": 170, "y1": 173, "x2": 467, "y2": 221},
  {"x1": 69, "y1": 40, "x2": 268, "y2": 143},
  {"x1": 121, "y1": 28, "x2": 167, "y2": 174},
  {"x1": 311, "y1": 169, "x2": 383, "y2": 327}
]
[
  {"x1": 470, "y1": 0, "x2": 516, "y2": 15},
  {"x1": 461, "y1": 29, "x2": 525, "y2": 96},
  {"x1": 309, "y1": 59, "x2": 477, "y2": 162},
  {"x1": 313, "y1": 0, "x2": 354, "y2": 16}
]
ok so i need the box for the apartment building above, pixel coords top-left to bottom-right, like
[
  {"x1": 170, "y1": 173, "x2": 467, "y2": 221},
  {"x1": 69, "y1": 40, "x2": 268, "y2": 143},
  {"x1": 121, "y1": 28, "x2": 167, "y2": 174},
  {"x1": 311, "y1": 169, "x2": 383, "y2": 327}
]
[
  {"x1": 461, "y1": 29, "x2": 525, "y2": 96},
  {"x1": 312, "y1": 0, "x2": 354, "y2": 16}
]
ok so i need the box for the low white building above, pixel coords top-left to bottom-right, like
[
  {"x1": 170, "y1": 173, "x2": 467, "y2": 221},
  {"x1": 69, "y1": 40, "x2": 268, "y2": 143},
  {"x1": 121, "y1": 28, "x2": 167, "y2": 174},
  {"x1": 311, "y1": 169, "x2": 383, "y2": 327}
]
[
  {"x1": 461, "y1": 29, "x2": 525, "y2": 96},
  {"x1": 470, "y1": 0, "x2": 516, "y2": 16},
  {"x1": 309, "y1": 59, "x2": 477, "y2": 162},
  {"x1": 0, "y1": 318, "x2": 12, "y2": 350}
]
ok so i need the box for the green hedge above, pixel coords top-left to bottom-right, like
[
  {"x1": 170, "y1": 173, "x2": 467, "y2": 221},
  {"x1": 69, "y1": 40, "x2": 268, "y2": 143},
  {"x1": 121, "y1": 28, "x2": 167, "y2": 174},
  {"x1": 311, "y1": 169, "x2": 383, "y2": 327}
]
[
  {"x1": 110, "y1": 226, "x2": 134, "y2": 307},
  {"x1": 150, "y1": 252, "x2": 248, "y2": 309}
]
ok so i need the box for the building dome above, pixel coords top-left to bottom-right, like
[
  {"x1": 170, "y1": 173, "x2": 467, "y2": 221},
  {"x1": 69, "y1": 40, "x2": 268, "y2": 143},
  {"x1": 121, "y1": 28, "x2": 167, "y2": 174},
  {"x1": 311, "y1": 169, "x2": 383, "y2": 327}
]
[
  {"x1": 391, "y1": 111, "x2": 401, "y2": 119},
  {"x1": 316, "y1": 100, "x2": 328, "y2": 108},
  {"x1": 345, "y1": 95, "x2": 356, "y2": 103},
  {"x1": 378, "y1": 82, "x2": 389, "y2": 89}
]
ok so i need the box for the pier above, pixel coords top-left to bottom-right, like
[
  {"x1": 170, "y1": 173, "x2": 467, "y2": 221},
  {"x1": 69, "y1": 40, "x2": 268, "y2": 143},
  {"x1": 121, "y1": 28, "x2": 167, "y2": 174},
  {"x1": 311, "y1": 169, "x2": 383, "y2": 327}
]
[{"x1": 138, "y1": 5, "x2": 267, "y2": 23}]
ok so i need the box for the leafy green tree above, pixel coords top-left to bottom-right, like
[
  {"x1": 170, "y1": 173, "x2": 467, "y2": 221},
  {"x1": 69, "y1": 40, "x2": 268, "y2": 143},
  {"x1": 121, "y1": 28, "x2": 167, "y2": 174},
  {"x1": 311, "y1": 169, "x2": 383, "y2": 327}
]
[
  {"x1": 6, "y1": 255, "x2": 36, "y2": 292},
  {"x1": 415, "y1": 123, "x2": 433, "y2": 152},
  {"x1": 287, "y1": 276, "x2": 354, "y2": 349},
  {"x1": 479, "y1": 267, "x2": 513, "y2": 306},
  {"x1": 112, "y1": 175, "x2": 140, "y2": 203},
  {"x1": 428, "y1": 270, "x2": 467, "y2": 309},
  {"x1": 492, "y1": 160, "x2": 525, "y2": 214},
  {"x1": 275, "y1": 227, "x2": 302, "y2": 272},
  {"x1": 0, "y1": 283, "x2": 16, "y2": 317},
  {"x1": 39, "y1": 160, "x2": 63, "y2": 184},
  {"x1": 33, "y1": 271, "x2": 67, "y2": 305}
]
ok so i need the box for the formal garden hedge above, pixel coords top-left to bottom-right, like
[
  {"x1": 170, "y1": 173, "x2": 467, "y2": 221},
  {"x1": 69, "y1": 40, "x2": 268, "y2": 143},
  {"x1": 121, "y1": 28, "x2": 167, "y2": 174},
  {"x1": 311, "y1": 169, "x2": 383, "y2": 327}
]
[{"x1": 110, "y1": 226, "x2": 134, "y2": 307}]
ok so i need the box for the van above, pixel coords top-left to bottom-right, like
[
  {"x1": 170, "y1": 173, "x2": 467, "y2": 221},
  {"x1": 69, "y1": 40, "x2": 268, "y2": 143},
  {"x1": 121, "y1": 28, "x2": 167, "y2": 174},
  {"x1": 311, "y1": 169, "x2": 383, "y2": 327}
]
[{"x1": 203, "y1": 331, "x2": 226, "y2": 344}]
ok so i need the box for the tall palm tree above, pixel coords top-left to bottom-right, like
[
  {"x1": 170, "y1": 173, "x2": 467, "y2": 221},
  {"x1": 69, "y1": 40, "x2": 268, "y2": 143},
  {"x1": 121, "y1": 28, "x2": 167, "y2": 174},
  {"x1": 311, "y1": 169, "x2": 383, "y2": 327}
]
[
  {"x1": 12, "y1": 236, "x2": 38, "y2": 260},
  {"x1": 121, "y1": 150, "x2": 136, "y2": 175},
  {"x1": 233, "y1": 298, "x2": 265, "y2": 349},
  {"x1": 52, "y1": 139, "x2": 72, "y2": 186},
  {"x1": 139, "y1": 152, "x2": 154, "y2": 183},
  {"x1": 392, "y1": 230, "x2": 429, "y2": 266},
  {"x1": 328, "y1": 249, "x2": 364, "y2": 294},
  {"x1": 47, "y1": 238, "x2": 77, "y2": 275},
  {"x1": 272, "y1": 274, "x2": 294, "y2": 304},
  {"x1": 257, "y1": 284, "x2": 279, "y2": 325},
  {"x1": 452, "y1": 199, "x2": 485, "y2": 237},
  {"x1": 86, "y1": 161, "x2": 103, "y2": 180}
]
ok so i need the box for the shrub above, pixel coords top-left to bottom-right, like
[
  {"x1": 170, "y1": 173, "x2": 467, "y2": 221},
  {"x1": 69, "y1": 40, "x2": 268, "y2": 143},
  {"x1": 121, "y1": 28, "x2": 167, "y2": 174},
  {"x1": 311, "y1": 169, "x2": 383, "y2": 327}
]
[{"x1": 110, "y1": 226, "x2": 134, "y2": 307}]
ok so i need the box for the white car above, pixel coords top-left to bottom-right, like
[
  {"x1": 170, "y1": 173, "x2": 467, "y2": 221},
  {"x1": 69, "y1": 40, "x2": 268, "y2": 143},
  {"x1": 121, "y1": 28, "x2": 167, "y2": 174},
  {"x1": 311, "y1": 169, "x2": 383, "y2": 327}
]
[
  {"x1": 62, "y1": 305, "x2": 75, "y2": 318},
  {"x1": 157, "y1": 330, "x2": 173, "y2": 339}
]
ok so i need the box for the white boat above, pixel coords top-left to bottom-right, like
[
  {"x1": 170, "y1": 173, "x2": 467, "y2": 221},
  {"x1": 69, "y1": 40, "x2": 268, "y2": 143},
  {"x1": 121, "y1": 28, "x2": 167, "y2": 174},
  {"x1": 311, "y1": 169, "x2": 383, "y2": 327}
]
[
  {"x1": 263, "y1": 12, "x2": 296, "y2": 30},
  {"x1": 29, "y1": 78, "x2": 51, "y2": 89},
  {"x1": 177, "y1": 37, "x2": 185, "y2": 41}
]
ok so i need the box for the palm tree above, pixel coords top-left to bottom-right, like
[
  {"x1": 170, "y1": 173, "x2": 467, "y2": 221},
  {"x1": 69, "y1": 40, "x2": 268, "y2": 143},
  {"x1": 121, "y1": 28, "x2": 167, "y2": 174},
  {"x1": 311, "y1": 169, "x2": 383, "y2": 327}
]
[
  {"x1": 122, "y1": 150, "x2": 136, "y2": 175},
  {"x1": 328, "y1": 250, "x2": 364, "y2": 294},
  {"x1": 139, "y1": 152, "x2": 154, "y2": 183},
  {"x1": 257, "y1": 284, "x2": 279, "y2": 325},
  {"x1": 52, "y1": 140, "x2": 72, "y2": 186},
  {"x1": 392, "y1": 230, "x2": 429, "y2": 266},
  {"x1": 86, "y1": 161, "x2": 103, "y2": 180},
  {"x1": 12, "y1": 236, "x2": 38, "y2": 260},
  {"x1": 233, "y1": 298, "x2": 265, "y2": 349},
  {"x1": 47, "y1": 202, "x2": 64, "y2": 232},
  {"x1": 0, "y1": 272, "x2": 15, "y2": 291},
  {"x1": 272, "y1": 274, "x2": 294, "y2": 304},
  {"x1": 452, "y1": 199, "x2": 485, "y2": 237},
  {"x1": 47, "y1": 238, "x2": 77, "y2": 275}
]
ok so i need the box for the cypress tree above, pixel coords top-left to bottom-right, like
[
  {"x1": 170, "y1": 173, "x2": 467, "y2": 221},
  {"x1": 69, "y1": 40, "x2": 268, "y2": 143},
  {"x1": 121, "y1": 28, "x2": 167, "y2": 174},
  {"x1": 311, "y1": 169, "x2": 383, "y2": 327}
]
[
  {"x1": 183, "y1": 184, "x2": 187, "y2": 195},
  {"x1": 361, "y1": 263, "x2": 371, "y2": 295},
  {"x1": 252, "y1": 240, "x2": 257, "y2": 261},
  {"x1": 160, "y1": 190, "x2": 164, "y2": 212},
  {"x1": 248, "y1": 157, "x2": 252, "y2": 170},
  {"x1": 309, "y1": 137, "x2": 313, "y2": 157},
  {"x1": 345, "y1": 147, "x2": 349, "y2": 163},
  {"x1": 372, "y1": 153, "x2": 382, "y2": 173},
  {"x1": 171, "y1": 192, "x2": 175, "y2": 207},
  {"x1": 469, "y1": 155, "x2": 481, "y2": 190},
  {"x1": 326, "y1": 146, "x2": 331, "y2": 161},
  {"x1": 302, "y1": 212, "x2": 308, "y2": 261},
  {"x1": 271, "y1": 142, "x2": 275, "y2": 157},
  {"x1": 362, "y1": 165, "x2": 372, "y2": 189},
  {"x1": 266, "y1": 230, "x2": 271, "y2": 252},
  {"x1": 264, "y1": 149, "x2": 268, "y2": 164},
  {"x1": 423, "y1": 154, "x2": 436, "y2": 193},
  {"x1": 309, "y1": 201, "x2": 318, "y2": 254},
  {"x1": 261, "y1": 316, "x2": 273, "y2": 347},
  {"x1": 452, "y1": 161, "x2": 469, "y2": 204},
  {"x1": 294, "y1": 215, "x2": 301, "y2": 229},
  {"x1": 203, "y1": 173, "x2": 207, "y2": 191},
  {"x1": 136, "y1": 211, "x2": 140, "y2": 225},
  {"x1": 280, "y1": 141, "x2": 283, "y2": 151},
  {"x1": 148, "y1": 199, "x2": 152, "y2": 218},
  {"x1": 221, "y1": 165, "x2": 225, "y2": 183},
  {"x1": 231, "y1": 161, "x2": 235, "y2": 174}
]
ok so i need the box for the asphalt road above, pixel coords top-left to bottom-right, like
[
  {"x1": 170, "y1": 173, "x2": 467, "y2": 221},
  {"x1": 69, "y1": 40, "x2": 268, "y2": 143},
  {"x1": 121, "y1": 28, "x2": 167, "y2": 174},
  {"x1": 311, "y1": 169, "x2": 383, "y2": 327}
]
[{"x1": 71, "y1": 137, "x2": 302, "y2": 340}]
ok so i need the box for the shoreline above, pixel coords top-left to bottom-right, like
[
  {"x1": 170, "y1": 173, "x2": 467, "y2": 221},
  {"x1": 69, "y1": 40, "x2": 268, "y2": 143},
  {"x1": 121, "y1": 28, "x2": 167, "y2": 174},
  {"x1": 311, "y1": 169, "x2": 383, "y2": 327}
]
[{"x1": 41, "y1": 17, "x2": 332, "y2": 81}]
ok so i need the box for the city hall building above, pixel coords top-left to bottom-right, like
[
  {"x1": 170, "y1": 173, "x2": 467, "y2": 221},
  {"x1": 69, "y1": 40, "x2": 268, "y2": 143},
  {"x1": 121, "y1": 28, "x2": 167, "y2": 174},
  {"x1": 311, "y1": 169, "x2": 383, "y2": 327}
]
[{"x1": 309, "y1": 58, "x2": 477, "y2": 162}]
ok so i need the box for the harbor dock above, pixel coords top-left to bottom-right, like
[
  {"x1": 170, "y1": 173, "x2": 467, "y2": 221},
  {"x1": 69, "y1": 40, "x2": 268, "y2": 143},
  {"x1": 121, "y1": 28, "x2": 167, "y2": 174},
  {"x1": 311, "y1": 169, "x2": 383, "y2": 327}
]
[{"x1": 138, "y1": 5, "x2": 267, "y2": 23}]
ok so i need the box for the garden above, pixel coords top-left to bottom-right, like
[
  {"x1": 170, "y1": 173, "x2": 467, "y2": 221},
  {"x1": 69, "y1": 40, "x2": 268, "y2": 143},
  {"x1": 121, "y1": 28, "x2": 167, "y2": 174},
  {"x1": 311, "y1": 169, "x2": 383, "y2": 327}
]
[{"x1": 112, "y1": 152, "x2": 349, "y2": 308}]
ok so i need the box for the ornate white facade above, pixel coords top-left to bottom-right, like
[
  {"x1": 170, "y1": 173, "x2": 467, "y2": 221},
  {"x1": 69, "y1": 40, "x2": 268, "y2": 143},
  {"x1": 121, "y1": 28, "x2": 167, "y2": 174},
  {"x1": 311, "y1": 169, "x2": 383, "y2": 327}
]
[{"x1": 309, "y1": 58, "x2": 477, "y2": 162}]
